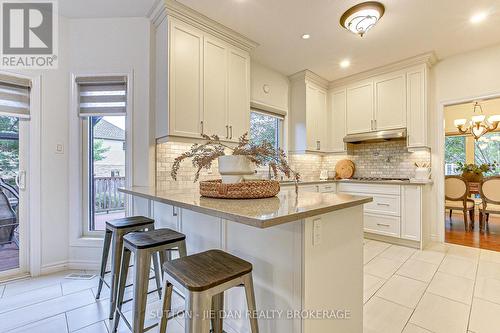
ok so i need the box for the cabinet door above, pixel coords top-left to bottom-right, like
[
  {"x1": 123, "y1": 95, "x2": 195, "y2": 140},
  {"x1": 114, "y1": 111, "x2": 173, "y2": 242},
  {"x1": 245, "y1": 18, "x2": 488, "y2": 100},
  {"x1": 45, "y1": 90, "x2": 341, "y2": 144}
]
[
  {"x1": 203, "y1": 37, "x2": 228, "y2": 139},
  {"x1": 317, "y1": 89, "x2": 328, "y2": 151},
  {"x1": 407, "y1": 68, "x2": 427, "y2": 148},
  {"x1": 346, "y1": 82, "x2": 374, "y2": 134},
  {"x1": 401, "y1": 186, "x2": 422, "y2": 241},
  {"x1": 169, "y1": 20, "x2": 204, "y2": 138},
  {"x1": 330, "y1": 89, "x2": 346, "y2": 152},
  {"x1": 375, "y1": 73, "x2": 406, "y2": 130},
  {"x1": 227, "y1": 48, "x2": 250, "y2": 142},
  {"x1": 305, "y1": 84, "x2": 319, "y2": 150}
]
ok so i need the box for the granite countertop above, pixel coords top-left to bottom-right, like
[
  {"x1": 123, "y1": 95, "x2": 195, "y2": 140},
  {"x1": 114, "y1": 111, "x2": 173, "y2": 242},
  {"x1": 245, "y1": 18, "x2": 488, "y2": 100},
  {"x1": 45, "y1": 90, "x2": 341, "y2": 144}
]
[
  {"x1": 280, "y1": 179, "x2": 433, "y2": 186},
  {"x1": 119, "y1": 186, "x2": 372, "y2": 229}
]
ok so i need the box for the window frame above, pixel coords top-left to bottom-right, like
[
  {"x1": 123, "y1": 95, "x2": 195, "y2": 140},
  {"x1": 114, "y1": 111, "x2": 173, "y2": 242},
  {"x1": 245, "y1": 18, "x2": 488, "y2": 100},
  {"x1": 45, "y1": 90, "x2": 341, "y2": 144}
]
[
  {"x1": 69, "y1": 72, "x2": 133, "y2": 242},
  {"x1": 249, "y1": 108, "x2": 285, "y2": 151}
]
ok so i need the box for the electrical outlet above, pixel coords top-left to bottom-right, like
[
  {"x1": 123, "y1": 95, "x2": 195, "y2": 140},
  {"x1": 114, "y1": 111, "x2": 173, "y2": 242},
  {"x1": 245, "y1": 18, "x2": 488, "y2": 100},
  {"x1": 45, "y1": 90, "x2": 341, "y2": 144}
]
[
  {"x1": 55, "y1": 143, "x2": 64, "y2": 154},
  {"x1": 313, "y1": 218, "x2": 322, "y2": 246}
]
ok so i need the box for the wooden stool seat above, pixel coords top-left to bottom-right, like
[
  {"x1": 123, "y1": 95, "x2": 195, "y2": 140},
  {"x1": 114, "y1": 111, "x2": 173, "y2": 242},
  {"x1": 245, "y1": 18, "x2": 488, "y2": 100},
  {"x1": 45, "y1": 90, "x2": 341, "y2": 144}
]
[
  {"x1": 124, "y1": 229, "x2": 186, "y2": 249},
  {"x1": 106, "y1": 216, "x2": 154, "y2": 230},
  {"x1": 163, "y1": 249, "x2": 252, "y2": 292}
]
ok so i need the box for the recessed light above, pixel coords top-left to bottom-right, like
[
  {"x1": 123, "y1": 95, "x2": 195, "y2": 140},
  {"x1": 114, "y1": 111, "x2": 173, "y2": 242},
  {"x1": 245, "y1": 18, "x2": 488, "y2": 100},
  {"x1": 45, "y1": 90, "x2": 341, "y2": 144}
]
[
  {"x1": 470, "y1": 12, "x2": 488, "y2": 24},
  {"x1": 340, "y1": 59, "x2": 351, "y2": 68},
  {"x1": 301, "y1": 34, "x2": 311, "y2": 40}
]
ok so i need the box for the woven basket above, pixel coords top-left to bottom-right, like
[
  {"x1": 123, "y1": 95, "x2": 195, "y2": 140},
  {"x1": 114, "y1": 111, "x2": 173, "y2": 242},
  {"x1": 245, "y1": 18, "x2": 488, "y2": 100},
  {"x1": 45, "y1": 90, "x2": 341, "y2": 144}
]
[{"x1": 199, "y1": 179, "x2": 280, "y2": 199}]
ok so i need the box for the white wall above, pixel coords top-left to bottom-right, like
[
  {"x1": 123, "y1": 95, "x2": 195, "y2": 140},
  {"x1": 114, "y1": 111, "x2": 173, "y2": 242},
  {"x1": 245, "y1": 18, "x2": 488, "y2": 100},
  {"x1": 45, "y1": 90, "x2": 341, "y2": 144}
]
[
  {"x1": 65, "y1": 17, "x2": 153, "y2": 269},
  {"x1": 250, "y1": 61, "x2": 289, "y2": 114},
  {"x1": 429, "y1": 43, "x2": 500, "y2": 241}
]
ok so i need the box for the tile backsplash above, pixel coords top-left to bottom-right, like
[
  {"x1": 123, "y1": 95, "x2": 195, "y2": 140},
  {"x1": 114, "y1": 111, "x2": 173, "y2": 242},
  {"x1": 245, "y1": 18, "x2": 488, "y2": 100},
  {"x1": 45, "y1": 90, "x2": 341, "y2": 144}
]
[{"x1": 156, "y1": 140, "x2": 431, "y2": 187}]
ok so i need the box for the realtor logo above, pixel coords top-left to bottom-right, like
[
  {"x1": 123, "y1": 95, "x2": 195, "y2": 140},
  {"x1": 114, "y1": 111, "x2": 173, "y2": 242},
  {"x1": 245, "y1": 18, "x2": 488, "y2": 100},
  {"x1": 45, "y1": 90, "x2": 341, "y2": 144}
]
[{"x1": 1, "y1": 1, "x2": 58, "y2": 68}]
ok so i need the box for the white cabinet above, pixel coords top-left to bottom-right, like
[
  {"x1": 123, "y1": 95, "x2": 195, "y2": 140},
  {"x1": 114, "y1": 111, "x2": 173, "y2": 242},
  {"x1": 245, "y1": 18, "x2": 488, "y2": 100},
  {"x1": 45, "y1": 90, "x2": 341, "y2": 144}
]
[
  {"x1": 289, "y1": 71, "x2": 329, "y2": 153},
  {"x1": 227, "y1": 48, "x2": 251, "y2": 142},
  {"x1": 328, "y1": 89, "x2": 346, "y2": 153},
  {"x1": 401, "y1": 185, "x2": 422, "y2": 241},
  {"x1": 346, "y1": 82, "x2": 374, "y2": 135},
  {"x1": 155, "y1": 17, "x2": 252, "y2": 141},
  {"x1": 406, "y1": 66, "x2": 428, "y2": 148},
  {"x1": 374, "y1": 72, "x2": 406, "y2": 130},
  {"x1": 168, "y1": 20, "x2": 204, "y2": 139}
]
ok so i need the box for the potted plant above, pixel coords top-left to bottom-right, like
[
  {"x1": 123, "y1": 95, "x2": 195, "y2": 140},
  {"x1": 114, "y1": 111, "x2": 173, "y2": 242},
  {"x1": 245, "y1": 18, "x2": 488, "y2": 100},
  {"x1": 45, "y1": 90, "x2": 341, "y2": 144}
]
[
  {"x1": 171, "y1": 133, "x2": 300, "y2": 187},
  {"x1": 455, "y1": 161, "x2": 498, "y2": 182}
]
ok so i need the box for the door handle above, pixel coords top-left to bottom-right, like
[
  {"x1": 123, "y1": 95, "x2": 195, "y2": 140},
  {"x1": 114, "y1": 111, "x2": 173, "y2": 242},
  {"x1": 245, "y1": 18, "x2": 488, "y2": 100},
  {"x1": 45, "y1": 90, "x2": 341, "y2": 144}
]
[{"x1": 229, "y1": 125, "x2": 233, "y2": 139}]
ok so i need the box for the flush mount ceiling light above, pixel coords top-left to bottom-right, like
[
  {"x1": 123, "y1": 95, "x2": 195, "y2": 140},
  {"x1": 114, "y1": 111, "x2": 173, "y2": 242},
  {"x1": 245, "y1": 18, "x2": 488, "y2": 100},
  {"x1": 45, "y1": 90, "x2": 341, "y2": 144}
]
[
  {"x1": 340, "y1": 1, "x2": 385, "y2": 37},
  {"x1": 454, "y1": 102, "x2": 500, "y2": 140},
  {"x1": 301, "y1": 34, "x2": 311, "y2": 39},
  {"x1": 470, "y1": 12, "x2": 488, "y2": 24},
  {"x1": 340, "y1": 59, "x2": 351, "y2": 68}
]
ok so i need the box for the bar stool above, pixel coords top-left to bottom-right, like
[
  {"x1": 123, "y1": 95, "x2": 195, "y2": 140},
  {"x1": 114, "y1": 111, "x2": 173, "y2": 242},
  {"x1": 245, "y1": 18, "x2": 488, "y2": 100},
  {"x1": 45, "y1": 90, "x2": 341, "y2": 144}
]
[
  {"x1": 112, "y1": 228, "x2": 187, "y2": 333},
  {"x1": 95, "y1": 216, "x2": 162, "y2": 320},
  {"x1": 159, "y1": 249, "x2": 259, "y2": 333}
]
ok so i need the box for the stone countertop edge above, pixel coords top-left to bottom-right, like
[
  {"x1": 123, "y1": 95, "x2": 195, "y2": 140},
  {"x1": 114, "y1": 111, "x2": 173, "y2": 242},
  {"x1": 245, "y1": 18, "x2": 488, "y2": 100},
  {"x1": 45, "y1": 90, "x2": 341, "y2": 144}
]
[
  {"x1": 280, "y1": 179, "x2": 434, "y2": 186},
  {"x1": 118, "y1": 187, "x2": 373, "y2": 229}
]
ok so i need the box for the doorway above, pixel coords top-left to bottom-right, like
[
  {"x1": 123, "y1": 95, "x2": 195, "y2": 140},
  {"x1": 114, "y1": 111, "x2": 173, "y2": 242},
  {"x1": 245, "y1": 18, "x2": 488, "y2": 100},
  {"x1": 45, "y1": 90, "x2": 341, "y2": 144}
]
[{"x1": 443, "y1": 98, "x2": 500, "y2": 251}]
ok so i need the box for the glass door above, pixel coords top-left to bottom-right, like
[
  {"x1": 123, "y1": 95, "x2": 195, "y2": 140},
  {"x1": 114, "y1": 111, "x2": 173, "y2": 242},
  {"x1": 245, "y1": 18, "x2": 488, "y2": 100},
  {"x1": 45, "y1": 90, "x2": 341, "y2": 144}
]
[{"x1": 0, "y1": 115, "x2": 28, "y2": 276}]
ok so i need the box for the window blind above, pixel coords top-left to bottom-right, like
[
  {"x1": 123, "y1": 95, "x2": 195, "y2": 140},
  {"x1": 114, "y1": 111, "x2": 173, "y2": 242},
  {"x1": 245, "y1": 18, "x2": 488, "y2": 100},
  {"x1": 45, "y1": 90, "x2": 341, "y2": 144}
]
[
  {"x1": 77, "y1": 76, "x2": 127, "y2": 117},
  {"x1": 0, "y1": 75, "x2": 31, "y2": 119}
]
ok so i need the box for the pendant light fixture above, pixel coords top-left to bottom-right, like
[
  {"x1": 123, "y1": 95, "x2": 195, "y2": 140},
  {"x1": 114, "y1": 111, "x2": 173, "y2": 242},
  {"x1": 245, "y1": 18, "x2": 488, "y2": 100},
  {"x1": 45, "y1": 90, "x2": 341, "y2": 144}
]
[{"x1": 340, "y1": 2, "x2": 385, "y2": 37}]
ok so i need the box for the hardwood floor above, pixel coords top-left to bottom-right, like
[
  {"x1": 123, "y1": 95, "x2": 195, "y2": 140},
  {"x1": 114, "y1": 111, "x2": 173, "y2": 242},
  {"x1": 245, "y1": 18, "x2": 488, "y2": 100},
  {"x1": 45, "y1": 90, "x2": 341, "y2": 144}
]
[{"x1": 445, "y1": 212, "x2": 500, "y2": 251}]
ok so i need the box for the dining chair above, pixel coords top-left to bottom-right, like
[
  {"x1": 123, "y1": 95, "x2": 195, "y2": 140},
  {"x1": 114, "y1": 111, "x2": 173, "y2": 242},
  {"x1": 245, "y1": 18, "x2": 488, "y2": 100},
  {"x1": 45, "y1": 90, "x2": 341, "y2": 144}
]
[
  {"x1": 445, "y1": 175, "x2": 475, "y2": 231},
  {"x1": 479, "y1": 176, "x2": 500, "y2": 232}
]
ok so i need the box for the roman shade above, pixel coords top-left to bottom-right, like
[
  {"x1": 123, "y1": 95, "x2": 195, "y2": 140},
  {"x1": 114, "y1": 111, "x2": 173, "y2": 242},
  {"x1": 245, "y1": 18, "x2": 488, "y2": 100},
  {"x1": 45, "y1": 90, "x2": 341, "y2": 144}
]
[
  {"x1": 0, "y1": 74, "x2": 31, "y2": 119},
  {"x1": 77, "y1": 76, "x2": 127, "y2": 117}
]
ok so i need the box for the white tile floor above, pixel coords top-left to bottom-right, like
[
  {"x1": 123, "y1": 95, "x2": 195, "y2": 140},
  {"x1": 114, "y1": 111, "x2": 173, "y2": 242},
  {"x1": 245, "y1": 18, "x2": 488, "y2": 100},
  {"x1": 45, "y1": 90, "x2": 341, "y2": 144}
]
[{"x1": 0, "y1": 240, "x2": 499, "y2": 333}]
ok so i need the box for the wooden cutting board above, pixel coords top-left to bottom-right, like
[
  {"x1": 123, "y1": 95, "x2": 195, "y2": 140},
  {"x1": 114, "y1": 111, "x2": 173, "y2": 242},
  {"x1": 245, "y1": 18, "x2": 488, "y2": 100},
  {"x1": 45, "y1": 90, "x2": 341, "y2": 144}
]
[{"x1": 335, "y1": 159, "x2": 355, "y2": 179}]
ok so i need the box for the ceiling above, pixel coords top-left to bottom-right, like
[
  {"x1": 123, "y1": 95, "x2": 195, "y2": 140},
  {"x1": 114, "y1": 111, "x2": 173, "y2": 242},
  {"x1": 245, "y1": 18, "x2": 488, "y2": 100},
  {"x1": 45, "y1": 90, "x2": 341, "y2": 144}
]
[
  {"x1": 58, "y1": 0, "x2": 157, "y2": 18},
  {"x1": 177, "y1": 0, "x2": 500, "y2": 81}
]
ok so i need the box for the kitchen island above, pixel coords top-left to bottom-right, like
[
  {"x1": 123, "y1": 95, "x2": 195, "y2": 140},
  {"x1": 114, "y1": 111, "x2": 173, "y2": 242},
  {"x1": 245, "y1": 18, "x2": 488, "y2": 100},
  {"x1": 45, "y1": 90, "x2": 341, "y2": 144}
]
[{"x1": 119, "y1": 186, "x2": 372, "y2": 333}]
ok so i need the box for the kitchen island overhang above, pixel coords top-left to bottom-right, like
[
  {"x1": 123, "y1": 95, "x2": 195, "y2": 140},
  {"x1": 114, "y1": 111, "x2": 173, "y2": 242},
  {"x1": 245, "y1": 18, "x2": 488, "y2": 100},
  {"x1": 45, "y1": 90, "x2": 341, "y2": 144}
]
[{"x1": 119, "y1": 186, "x2": 372, "y2": 333}]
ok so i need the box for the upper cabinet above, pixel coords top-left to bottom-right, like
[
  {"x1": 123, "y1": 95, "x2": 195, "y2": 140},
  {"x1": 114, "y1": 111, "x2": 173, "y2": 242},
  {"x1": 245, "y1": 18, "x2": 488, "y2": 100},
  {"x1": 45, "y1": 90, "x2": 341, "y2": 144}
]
[
  {"x1": 153, "y1": 1, "x2": 257, "y2": 142},
  {"x1": 289, "y1": 71, "x2": 329, "y2": 153},
  {"x1": 330, "y1": 54, "x2": 434, "y2": 150},
  {"x1": 346, "y1": 81, "x2": 374, "y2": 134}
]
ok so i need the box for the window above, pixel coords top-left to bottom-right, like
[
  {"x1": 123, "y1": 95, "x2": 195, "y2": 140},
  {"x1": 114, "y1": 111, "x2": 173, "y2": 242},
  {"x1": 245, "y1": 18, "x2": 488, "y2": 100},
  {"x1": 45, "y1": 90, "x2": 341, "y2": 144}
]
[
  {"x1": 249, "y1": 110, "x2": 284, "y2": 151},
  {"x1": 78, "y1": 76, "x2": 127, "y2": 233},
  {"x1": 444, "y1": 136, "x2": 466, "y2": 175},
  {"x1": 475, "y1": 132, "x2": 500, "y2": 175}
]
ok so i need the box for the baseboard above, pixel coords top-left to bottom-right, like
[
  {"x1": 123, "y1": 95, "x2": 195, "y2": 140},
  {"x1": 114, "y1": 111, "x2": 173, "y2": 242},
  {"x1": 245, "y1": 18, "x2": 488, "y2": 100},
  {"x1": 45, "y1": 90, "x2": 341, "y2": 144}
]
[
  {"x1": 364, "y1": 232, "x2": 421, "y2": 249},
  {"x1": 40, "y1": 259, "x2": 101, "y2": 274},
  {"x1": 40, "y1": 260, "x2": 68, "y2": 275}
]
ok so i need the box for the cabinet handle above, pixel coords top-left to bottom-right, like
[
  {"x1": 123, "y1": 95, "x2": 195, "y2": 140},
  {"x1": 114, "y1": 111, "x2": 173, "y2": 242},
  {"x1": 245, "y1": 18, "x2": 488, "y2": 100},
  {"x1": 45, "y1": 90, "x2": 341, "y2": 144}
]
[
  {"x1": 226, "y1": 125, "x2": 229, "y2": 139},
  {"x1": 374, "y1": 119, "x2": 377, "y2": 129},
  {"x1": 376, "y1": 203, "x2": 391, "y2": 206},
  {"x1": 200, "y1": 121, "x2": 204, "y2": 136},
  {"x1": 229, "y1": 125, "x2": 233, "y2": 139},
  {"x1": 316, "y1": 140, "x2": 320, "y2": 150},
  {"x1": 376, "y1": 223, "x2": 391, "y2": 227},
  {"x1": 172, "y1": 206, "x2": 178, "y2": 217}
]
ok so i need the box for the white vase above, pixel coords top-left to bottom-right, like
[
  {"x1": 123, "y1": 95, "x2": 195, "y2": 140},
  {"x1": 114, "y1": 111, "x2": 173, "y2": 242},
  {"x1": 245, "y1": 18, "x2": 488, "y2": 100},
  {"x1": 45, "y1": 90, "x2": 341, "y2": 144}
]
[{"x1": 218, "y1": 155, "x2": 254, "y2": 184}]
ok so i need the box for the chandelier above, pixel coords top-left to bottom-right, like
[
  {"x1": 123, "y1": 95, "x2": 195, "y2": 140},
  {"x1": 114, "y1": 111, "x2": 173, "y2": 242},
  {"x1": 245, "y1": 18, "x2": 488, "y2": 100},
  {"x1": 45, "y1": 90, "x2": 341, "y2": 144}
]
[
  {"x1": 339, "y1": 2, "x2": 385, "y2": 37},
  {"x1": 454, "y1": 102, "x2": 500, "y2": 140}
]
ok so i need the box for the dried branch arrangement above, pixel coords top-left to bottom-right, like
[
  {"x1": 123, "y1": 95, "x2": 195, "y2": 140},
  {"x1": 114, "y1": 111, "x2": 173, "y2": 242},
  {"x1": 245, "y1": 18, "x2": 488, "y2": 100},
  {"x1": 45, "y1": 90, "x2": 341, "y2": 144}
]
[{"x1": 171, "y1": 133, "x2": 301, "y2": 187}]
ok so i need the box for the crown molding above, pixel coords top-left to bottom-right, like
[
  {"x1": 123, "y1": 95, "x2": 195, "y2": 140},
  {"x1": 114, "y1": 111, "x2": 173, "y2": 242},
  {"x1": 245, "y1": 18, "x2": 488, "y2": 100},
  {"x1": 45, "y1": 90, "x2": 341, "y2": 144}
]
[
  {"x1": 149, "y1": 0, "x2": 259, "y2": 52},
  {"x1": 329, "y1": 52, "x2": 437, "y2": 89},
  {"x1": 289, "y1": 70, "x2": 329, "y2": 90}
]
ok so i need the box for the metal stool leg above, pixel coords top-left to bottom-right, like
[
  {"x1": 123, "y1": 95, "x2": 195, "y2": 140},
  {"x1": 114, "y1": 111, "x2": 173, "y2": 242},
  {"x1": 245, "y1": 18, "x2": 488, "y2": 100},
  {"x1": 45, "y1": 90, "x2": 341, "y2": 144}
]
[
  {"x1": 211, "y1": 293, "x2": 224, "y2": 333},
  {"x1": 96, "y1": 229, "x2": 112, "y2": 299},
  {"x1": 185, "y1": 291, "x2": 211, "y2": 333},
  {"x1": 243, "y1": 273, "x2": 259, "y2": 333},
  {"x1": 152, "y1": 252, "x2": 162, "y2": 299},
  {"x1": 109, "y1": 231, "x2": 125, "y2": 319},
  {"x1": 159, "y1": 282, "x2": 173, "y2": 333},
  {"x1": 133, "y1": 250, "x2": 151, "y2": 333},
  {"x1": 112, "y1": 246, "x2": 132, "y2": 333}
]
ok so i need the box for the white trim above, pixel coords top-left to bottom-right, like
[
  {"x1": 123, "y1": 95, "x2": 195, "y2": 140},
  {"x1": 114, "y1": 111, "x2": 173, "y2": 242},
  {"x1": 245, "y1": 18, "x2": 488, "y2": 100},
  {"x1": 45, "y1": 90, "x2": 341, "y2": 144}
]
[
  {"x1": 68, "y1": 71, "x2": 134, "y2": 248},
  {"x1": 436, "y1": 89, "x2": 500, "y2": 244}
]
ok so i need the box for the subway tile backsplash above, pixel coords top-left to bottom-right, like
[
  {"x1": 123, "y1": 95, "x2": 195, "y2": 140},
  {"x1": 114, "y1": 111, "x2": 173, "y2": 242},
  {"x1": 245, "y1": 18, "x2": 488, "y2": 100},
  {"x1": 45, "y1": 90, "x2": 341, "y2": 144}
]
[{"x1": 156, "y1": 140, "x2": 431, "y2": 187}]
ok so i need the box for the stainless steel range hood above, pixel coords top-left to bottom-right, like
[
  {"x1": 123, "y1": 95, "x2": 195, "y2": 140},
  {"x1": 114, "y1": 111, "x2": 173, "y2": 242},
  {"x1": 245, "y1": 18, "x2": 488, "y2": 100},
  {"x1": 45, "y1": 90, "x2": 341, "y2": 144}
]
[{"x1": 343, "y1": 128, "x2": 407, "y2": 144}]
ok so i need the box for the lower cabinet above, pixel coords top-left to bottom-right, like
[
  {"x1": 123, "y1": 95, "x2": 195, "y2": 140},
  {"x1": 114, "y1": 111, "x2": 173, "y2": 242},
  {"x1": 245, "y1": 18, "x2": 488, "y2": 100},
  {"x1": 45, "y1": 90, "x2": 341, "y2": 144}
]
[{"x1": 337, "y1": 183, "x2": 422, "y2": 242}]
